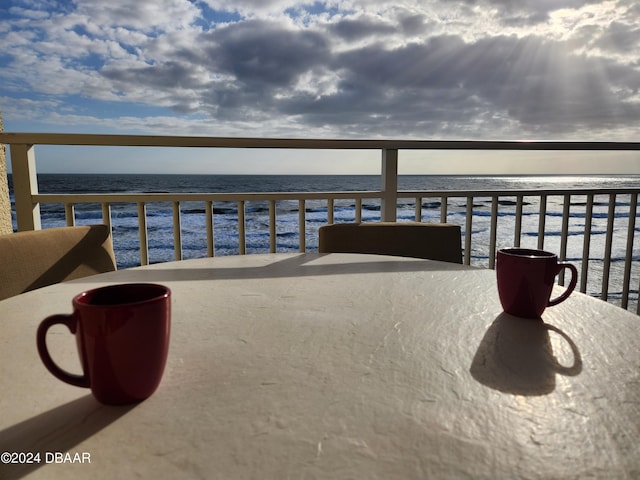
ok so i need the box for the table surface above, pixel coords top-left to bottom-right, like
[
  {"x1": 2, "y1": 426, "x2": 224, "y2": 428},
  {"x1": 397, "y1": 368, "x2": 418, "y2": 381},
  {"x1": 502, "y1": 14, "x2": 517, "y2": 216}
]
[{"x1": 1, "y1": 253, "x2": 639, "y2": 479}]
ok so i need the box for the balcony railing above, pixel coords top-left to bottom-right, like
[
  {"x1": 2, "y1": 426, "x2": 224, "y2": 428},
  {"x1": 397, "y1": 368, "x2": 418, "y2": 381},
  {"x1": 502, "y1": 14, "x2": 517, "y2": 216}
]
[{"x1": 2, "y1": 132, "x2": 640, "y2": 313}]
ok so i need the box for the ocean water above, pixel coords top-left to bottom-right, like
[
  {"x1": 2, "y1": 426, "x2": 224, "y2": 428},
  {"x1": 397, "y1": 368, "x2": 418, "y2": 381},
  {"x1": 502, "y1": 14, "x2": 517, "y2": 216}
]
[{"x1": 8, "y1": 174, "x2": 640, "y2": 308}]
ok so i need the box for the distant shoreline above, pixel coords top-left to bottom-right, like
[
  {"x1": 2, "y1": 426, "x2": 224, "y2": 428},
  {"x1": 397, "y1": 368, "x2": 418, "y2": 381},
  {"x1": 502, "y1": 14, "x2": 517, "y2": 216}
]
[{"x1": 9, "y1": 173, "x2": 640, "y2": 178}]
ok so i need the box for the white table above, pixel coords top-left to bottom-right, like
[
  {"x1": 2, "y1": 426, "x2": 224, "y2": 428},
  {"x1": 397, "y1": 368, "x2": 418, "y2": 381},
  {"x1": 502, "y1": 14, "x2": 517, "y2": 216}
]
[{"x1": 1, "y1": 253, "x2": 639, "y2": 479}]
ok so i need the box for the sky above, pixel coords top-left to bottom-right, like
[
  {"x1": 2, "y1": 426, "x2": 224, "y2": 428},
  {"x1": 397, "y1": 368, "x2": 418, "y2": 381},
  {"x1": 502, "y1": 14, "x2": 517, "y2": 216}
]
[{"x1": 1, "y1": 0, "x2": 639, "y2": 174}]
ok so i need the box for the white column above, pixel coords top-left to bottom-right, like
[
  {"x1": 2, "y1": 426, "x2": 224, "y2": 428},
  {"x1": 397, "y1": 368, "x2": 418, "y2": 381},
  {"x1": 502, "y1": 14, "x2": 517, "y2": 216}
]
[{"x1": 10, "y1": 143, "x2": 41, "y2": 231}]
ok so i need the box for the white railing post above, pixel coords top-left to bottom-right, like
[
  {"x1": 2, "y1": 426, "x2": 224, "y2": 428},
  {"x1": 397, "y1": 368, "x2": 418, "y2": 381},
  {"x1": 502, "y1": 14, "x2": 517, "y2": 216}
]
[
  {"x1": 269, "y1": 200, "x2": 277, "y2": 253},
  {"x1": 206, "y1": 201, "x2": 215, "y2": 257},
  {"x1": 298, "y1": 199, "x2": 306, "y2": 252},
  {"x1": 381, "y1": 148, "x2": 398, "y2": 222},
  {"x1": 101, "y1": 203, "x2": 112, "y2": 231},
  {"x1": 621, "y1": 193, "x2": 637, "y2": 310},
  {"x1": 9, "y1": 143, "x2": 41, "y2": 231},
  {"x1": 172, "y1": 201, "x2": 183, "y2": 261},
  {"x1": 489, "y1": 196, "x2": 498, "y2": 269},
  {"x1": 64, "y1": 203, "x2": 76, "y2": 226},
  {"x1": 238, "y1": 200, "x2": 246, "y2": 254},
  {"x1": 137, "y1": 202, "x2": 149, "y2": 266},
  {"x1": 580, "y1": 194, "x2": 594, "y2": 293},
  {"x1": 464, "y1": 196, "x2": 473, "y2": 265}
]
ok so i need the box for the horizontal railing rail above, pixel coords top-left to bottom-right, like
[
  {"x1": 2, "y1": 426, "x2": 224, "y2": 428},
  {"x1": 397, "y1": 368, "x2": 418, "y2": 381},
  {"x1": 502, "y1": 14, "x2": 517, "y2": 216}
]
[
  {"x1": 2, "y1": 132, "x2": 640, "y2": 313},
  {"x1": 2, "y1": 132, "x2": 640, "y2": 150}
]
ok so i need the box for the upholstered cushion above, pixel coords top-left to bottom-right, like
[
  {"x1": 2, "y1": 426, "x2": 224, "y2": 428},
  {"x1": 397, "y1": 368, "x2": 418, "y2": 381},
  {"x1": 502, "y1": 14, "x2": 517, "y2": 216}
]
[
  {"x1": 318, "y1": 222, "x2": 463, "y2": 264},
  {"x1": 0, "y1": 225, "x2": 117, "y2": 300}
]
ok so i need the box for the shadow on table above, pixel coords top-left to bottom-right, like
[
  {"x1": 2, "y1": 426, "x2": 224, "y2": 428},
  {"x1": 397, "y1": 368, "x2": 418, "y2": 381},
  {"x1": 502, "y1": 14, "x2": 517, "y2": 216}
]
[
  {"x1": 0, "y1": 395, "x2": 134, "y2": 479},
  {"x1": 78, "y1": 253, "x2": 475, "y2": 284},
  {"x1": 470, "y1": 313, "x2": 582, "y2": 396}
]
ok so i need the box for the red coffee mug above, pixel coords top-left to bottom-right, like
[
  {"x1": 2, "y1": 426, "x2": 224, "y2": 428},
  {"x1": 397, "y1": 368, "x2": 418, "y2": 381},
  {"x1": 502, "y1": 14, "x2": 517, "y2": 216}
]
[
  {"x1": 37, "y1": 283, "x2": 171, "y2": 405},
  {"x1": 496, "y1": 248, "x2": 578, "y2": 318}
]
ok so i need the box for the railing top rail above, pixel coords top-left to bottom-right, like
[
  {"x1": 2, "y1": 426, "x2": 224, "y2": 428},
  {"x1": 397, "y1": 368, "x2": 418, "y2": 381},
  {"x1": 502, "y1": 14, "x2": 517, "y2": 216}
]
[
  {"x1": 32, "y1": 186, "x2": 640, "y2": 204},
  {"x1": 2, "y1": 132, "x2": 640, "y2": 151},
  {"x1": 33, "y1": 191, "x2": 385, "y2": 203},
  {"x1": 399, "y1": 187, "x2": 640, "y2": 197}
]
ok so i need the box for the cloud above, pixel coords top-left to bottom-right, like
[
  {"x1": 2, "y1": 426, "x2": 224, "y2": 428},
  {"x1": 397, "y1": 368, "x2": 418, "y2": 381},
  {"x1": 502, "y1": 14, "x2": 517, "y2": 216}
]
[
  {"x1": 207, "y1": 19, "x2": 331, "y2": 88},
  {"x1": 326, "y1": 14, "x2": 399, "y2": 41},
  {"x1": 465, "y1": 0, "x2": 607, "y2": 26},
  {"x1": 0, "y1": 0, "x2": 638, "y2": 142},
  {"x1": 594, "y1": 20, "x2": 640, "y2": 53},
  {"x1": 73, "y1": 0, "x2": 201, "y2": 32}
]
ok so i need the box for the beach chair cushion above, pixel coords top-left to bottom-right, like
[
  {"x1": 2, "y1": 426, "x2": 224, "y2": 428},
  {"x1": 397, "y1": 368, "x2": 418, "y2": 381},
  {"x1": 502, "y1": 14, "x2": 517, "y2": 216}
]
[
  {"x1": 318, "y1": 221, "x2": 463, "y2": 264},
  {"x1": 0, "y1": 224, "x2": 117, "y2": 300}
]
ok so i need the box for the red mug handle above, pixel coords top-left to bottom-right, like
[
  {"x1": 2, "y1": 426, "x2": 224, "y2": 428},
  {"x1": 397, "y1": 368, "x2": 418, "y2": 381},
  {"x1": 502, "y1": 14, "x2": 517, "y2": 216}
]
[
  {"x1": 36, "y1": 314, "x2": 90, "y2": 388},
  {"x1": 548, "y1": 263, "x2": 578, "y2": 307}
]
